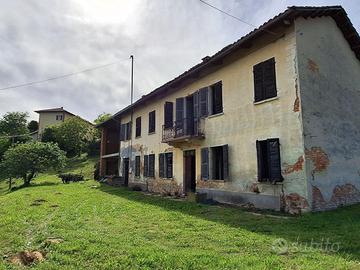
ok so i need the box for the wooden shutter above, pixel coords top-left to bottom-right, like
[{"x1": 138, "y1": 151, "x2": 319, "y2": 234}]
[
  {"x1": 222, "y1": 144, "x2": 229, "y2": 180},
  {"x1": 144, "y1": 155, "x2": 149, "y2": 177},
  {"x1": 213, "y1": 82, "x2": 223, "y2": 114},
  {"x1": 135, "y1": 156, "x2": 140, "y2": 177},
  {"x1": 199, "y1": 87, "x2": 208, "y2": 117},
  {"x1": 136, "y1": 117, "x2": 141, "y2": 137},
  {"x1": 159, "y1": 153, "x2": 165, "y2": 178},
  {"x1": 263, "y1": 58, "x2": 277, "y2": 99},
  {"x1": 120, "y1": 124, "x2": 126, "y2": 141},
  {"x1": 267, "y1": 138, "x2": 282, "y2": 182},
  {"x1": 165, "y1": 153, "x2": 173, "y2": 178},
  {"x1": 256, "y1": 140, "x2": 264, "y2": 182},
  {"x1": 175, "y1": 98, "x2": 184, "y2": 133},
  {"x1": 193, "y1": 91, "x2": 199, "y2": 134},
  {"x1": 164, "y1": 102, "x2": 173, "y2": 129},
  {"x1": 201, "y1": 148, "x2": 209, "y2": 180},
  {"x1": 149, "y1": 154, "x2": 155, "y2": 177},
  {"x1": 149, "y1": 111, "x2": 155, "y2": 133},
  {"x1": 253, "y1": 63, "x2": 264, "y2": 102},
  {"x1": 126, "y1": 122, "x2": 131, "y2": 140}
]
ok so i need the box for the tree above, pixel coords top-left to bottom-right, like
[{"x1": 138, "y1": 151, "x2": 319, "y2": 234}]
[
  {"x1": 53, "y1": 117, "x2": 96, "y2": 157},
  {"x1": 0, "y1": 142, "x2": 66, "y2": 186},
  {"x1": 41, "y1": 126, "x2": 57, "y2": 143},
  {"x1": 0, "y1": 112, "x2": 31, "y2": 160},
  {"x1": 0, "y1": 112, "x2": 30, "y2": 142},
  {"x1": 94, "y1": 113, "x2": 112, "y2": 125},
  {"x1": 27, "y1": 120, "x2": 39, "y2": 133}
]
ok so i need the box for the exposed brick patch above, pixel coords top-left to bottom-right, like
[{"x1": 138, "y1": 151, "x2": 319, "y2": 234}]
[
  {"x1": 283, "y1": 156, "x2": 304, "y2": 175},
  {"x1": 307, "y1": 58, "x2": 319, "y2": 74},
  {"x1": 312, "y1": 184, "x2": 360, "y2": 211},
  {"x1": 312, "y1": 185, "x2": 326, "y2": 210},
  {"x1": 250, "y1": 183, "x2": 260, "y2": 193},
  {"x1": 293, "y1": 80, "x2": 300, "y2": 112},
  {"x1": 293, "y1": 96, "x2": 300, "y2": 112},
  {"x1": 284, "y1": 193, "x2": 309, "y2": 215},
  {"x1": 305, "y1": 147, "x2": 329, "y2": 173},
  {"x1": 147, "y1": 178, "x2": 182, "y2": 196},
  {"x1": 330, "y1": 184, "x2": 360, "y2": 206},
  {"x1": 196, "y1": 180, "x2": 225, "y2": 189}
]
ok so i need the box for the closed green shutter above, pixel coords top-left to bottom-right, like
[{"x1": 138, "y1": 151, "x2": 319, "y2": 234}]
[
  {"x1": 201, "y1": 148, "x2": 209, "y2": 180},
  {"x1": 159, "y1": 153, "x2": 165, "y2": 178},
  {"x1": 267, "y1": 138, "x2": 282, "y2": 182}
]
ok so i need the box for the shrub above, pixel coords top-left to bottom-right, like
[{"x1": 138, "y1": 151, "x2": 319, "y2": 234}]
[
  {"x1": 0, "y1": 142, "x2": 66, "y2": 186},
  {"x1": 93, "y1": 161, "x2": 100, "y2": 181},
  {"x1": 58, "y1": 173, "x2": 84, "y2": 184}
]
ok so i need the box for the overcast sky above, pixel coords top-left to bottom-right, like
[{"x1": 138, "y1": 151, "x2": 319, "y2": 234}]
[{"x1": 0, "y1": 0, "x2": 359, "y2": 122}]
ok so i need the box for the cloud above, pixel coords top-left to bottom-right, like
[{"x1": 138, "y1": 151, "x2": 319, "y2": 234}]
[{"x1": 0, "y1": 0, "x2": 358, "y2": 122}]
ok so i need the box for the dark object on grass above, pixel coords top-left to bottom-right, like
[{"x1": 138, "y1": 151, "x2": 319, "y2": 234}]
[
  {"x1": 131, "y1": 185, "x2": 142, "y2": 191},
  {"x1": 58, "y1": 173, "x2": 84, "y2": 184}
]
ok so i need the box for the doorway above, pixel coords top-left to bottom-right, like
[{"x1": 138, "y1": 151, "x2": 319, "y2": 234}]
[
  {"x1": 183, "y1": 150, "x2": 196, "y2": 193},
  {"x1": 123, "y1": 158, "x2": 129, "y2": 187}
]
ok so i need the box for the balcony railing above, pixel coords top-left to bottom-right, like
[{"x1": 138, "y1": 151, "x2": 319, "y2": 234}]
[{"x1": 162, "y1": 117, "x2": 205, "y2": 143}]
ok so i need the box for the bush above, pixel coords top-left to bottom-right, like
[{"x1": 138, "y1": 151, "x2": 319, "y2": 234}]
[
  {"x1": 93, "y1": 161, "x2": 100, "y2": 181},
  {"x1": 58, "y1": 173, "x2": 84, "y2": 184}
]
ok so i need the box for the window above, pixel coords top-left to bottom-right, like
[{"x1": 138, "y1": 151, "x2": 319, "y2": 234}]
[
  {"x1": 148, "y1": 111, "x2": 156, "y2": 133},
  {"x1": 56, "y1": 115, "x2": 63, "y2": 121},
  {"x1": 120, "y1": 121, "x2": 131, "y2": 141},
  {"x1": 194, "y1": 81, "x2": 223, "y2": 118},
  {"x1": 135, "y1": 117, "x2": 141, "y2": 137},
  {"x1": 253, "y1": 57, "x2": 277, "y2": 102},
  {"x1": 135, "y1": 156, "x2": 140, "y2": 177},
  {"x1": 159, "y1": 152, "x2": 173, "y2": 178},
  {"x1": 201, "y1": 145, "x2": 228, "y2": 180},
  {"x1": 143, "y1": 154, "x2": 155, "y2": 178},
  {"x1": 210, "y1": 81, "x2": 223, "y2": 115},
  {"x1": 164, "y1": 102, "x2": 173, "y2": 129},
  {"x1": 256, "y1": 138, "x2": 283, "y2": 182}
]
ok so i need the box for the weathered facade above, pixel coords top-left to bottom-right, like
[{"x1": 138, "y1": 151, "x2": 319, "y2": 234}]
[{"x1": 98, "y1": 6, "x2": 360, "y2": 213}]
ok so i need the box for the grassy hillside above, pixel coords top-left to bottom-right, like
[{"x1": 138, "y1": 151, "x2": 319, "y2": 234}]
[{"x1": 0, "y1": 157, "x2": 359, "y2": 269}]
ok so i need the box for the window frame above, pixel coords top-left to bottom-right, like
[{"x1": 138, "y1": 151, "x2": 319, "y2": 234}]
[
  {"x1": 256, "y1": 138, "x2": 283, "y2": 182},
  {"x1": 253, "y1": 57, "x2": 277, "y2": 103},
  {"x1": 159, "y1": 152, "x2": 173, "y2": 179}
]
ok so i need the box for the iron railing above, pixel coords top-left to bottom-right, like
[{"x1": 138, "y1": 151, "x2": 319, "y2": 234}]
[{"x1": 162, "y1": 117, "x2": 204, "y2": 142}]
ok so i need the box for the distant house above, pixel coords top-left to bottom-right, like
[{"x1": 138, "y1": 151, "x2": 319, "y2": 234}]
[
  {"x1": 98, "y1": 6, "x2": 360, "y2": 213},
  {"x1": 34, "y1": 107, "x2": 90, "y2": 139}
]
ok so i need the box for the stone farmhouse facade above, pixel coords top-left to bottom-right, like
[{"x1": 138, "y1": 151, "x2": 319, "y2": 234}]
[{"x1": 98, "y1": 6, "x2": 360, "y2": 213}]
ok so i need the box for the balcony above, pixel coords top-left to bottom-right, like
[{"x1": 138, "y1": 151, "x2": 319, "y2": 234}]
[{"x1": 162, "y1": 117, "x2": 205, "y2": 144}]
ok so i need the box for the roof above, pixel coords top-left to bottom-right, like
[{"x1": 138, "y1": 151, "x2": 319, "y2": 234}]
[
  {"x1": 34, "y1": 107, "x2": 75, "y2": 116},
  {"x1": 35, "y1": 107, "x2": 94, "y2": 125},
  {"x1": 98, "y1": 5, "x2": 360, "y2": 127}
]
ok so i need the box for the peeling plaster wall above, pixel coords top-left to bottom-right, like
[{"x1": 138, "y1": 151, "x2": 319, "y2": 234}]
[
  {"x1": 295, "y1": 17, "x2": 360, "y2": 210},
  {"x1": 118, "y1": 24, "x2": 308, "y2": 210}
]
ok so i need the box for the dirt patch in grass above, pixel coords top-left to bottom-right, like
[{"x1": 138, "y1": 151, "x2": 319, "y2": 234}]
[
  {"x1": 44, "y1": 237, "x2": 64, "y2": 245},
  {"x1": 30, "y1": 199, "x2": 47, "y2": 206},
  {"x1": 9, "y1": 251, "x2": 45, "y2": 266},
  {"x1": 54, "y1": 192, "x2": 62, "y2": 195},
  {"x1": 49, "y1": 204, "x2": 59, "y2": 208}
]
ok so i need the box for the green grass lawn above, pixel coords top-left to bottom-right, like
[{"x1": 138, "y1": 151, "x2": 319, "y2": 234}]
[{"x1": 0, "y1": 157, "x2": 359, "y2": 269}]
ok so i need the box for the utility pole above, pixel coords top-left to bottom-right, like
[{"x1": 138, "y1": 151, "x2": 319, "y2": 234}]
[{"x1": 129, "y1": 55, "x2": 134, "y2": 179}]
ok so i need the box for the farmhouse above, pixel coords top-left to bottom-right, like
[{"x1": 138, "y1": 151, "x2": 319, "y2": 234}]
[
  {"x1": 98, "y1": 6, "x2": 360, "y2": 213},
  {"x1": 35, "y1": 107, "x2": 92, "y2": 139}
]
